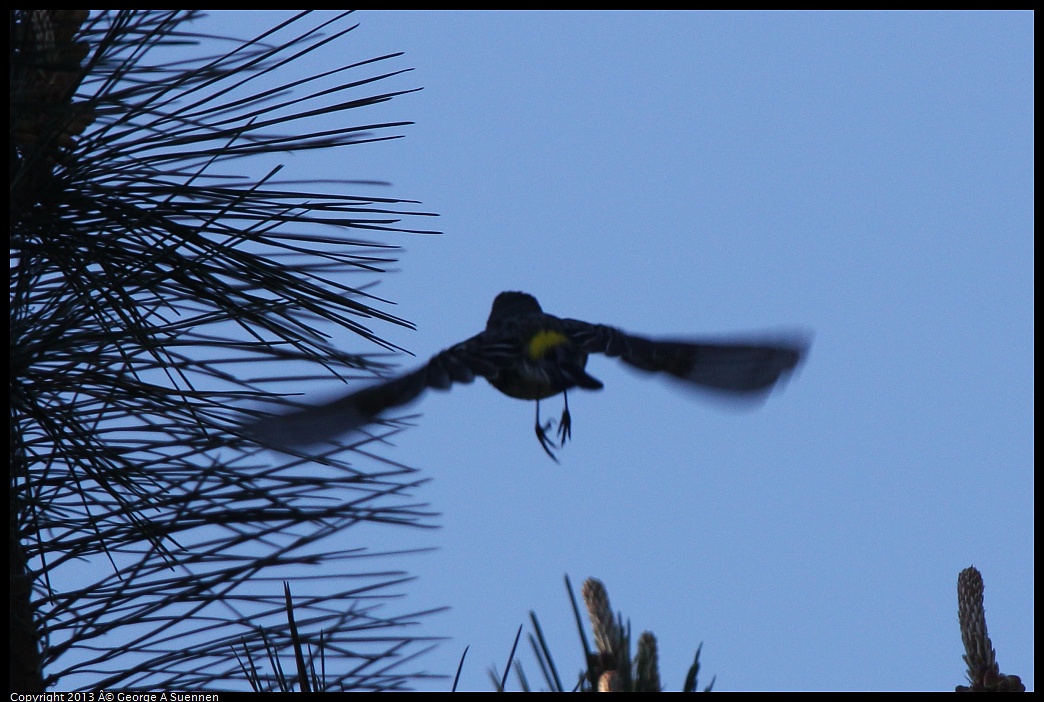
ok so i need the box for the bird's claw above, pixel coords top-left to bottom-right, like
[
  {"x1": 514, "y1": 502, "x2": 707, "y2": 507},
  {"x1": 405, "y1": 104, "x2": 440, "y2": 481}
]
[
  {"x1": 535, "y1": 407, "x2": 573, "y2": 461},
  {"x1": 536, "y1": 420, "x2": 560, "y2": 462},
  {"x1": 557, "y1": 406, "x2": 572, "y2": 445}
]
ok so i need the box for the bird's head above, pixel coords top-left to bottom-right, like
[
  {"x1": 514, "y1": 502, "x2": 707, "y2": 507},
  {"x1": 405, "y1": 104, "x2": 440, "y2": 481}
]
[{"x1": 487, "y1": 291, "x2": 543, "y2": 328}]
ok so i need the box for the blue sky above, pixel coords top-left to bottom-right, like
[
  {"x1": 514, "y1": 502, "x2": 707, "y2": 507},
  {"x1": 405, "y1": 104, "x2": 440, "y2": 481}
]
[{"x1": 218, "y1": 11, "x2": 1032, "y2": 691}]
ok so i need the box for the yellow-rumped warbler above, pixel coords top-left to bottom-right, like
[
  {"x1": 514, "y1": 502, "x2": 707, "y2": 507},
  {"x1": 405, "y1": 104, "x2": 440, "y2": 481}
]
[{"x1": 246, "y1": 291, "x2": 809, "y2": 459}]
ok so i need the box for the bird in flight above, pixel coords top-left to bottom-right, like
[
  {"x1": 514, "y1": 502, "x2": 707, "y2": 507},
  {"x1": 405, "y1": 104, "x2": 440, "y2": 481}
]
[{"x1": 245, "y1": 291, "x2": 809, "y2": 460}]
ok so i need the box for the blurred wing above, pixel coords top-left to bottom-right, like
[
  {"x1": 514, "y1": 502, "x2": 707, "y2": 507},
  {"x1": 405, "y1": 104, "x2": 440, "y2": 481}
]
[
  {"x1": 564, "y1": 320, "x2": 809, "y2": 396},
  {"x1": 242, "y1": 334, "x2": 499, "y2": 450}
]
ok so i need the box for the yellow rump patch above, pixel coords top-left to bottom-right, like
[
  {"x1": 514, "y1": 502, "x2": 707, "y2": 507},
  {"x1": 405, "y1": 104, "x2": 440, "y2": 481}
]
[{"x1": 527, "y1": 329, "x2": 569, "y2": 359}]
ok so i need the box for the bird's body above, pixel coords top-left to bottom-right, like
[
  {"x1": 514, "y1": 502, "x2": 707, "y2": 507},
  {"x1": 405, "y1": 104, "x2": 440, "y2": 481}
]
[
  {"x1": 245, "y1": 291, "x2": 809, "y2": 458},
  {"x1": 477, "y1": 293, "x2": 604, "y2": 402}
]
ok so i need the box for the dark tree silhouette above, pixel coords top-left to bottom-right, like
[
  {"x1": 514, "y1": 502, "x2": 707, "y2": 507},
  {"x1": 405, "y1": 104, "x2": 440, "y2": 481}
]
[{"x1": 11, "y1": 10, "x2": 442, "y2": 691}]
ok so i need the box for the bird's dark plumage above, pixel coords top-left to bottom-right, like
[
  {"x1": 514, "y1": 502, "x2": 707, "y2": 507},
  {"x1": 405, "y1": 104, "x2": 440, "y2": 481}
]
[{"x1": 244, "y1": 291, "x2": 809, "y2": 458}]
